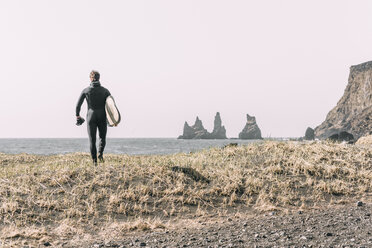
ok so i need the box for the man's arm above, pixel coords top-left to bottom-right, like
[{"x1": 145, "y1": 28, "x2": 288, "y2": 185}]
[{"x1": 76, "y1": 90, "x2": 86, "y2": 117}]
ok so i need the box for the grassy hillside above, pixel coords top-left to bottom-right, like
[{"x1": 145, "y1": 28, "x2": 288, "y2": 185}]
[{"x1": 0, "y1": 141, "x2": 371, "y2": 246}]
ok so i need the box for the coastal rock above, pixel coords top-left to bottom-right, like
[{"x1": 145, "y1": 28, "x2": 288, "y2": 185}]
[
  {"x1": 180, "y1": 122, "x2": 196, "y2": 139},
  {"x1": 327, "y1": 131, "x2": 354, "y2": 142},
  {"x1": 178, "y1": 117, "x2": 210, "y2": 139},
  {"x1": 178, "y1": 113, "x2": 228, "y2": 139},
  {"x1": 304, "y1": 127, "x2": 315, "y2": 140},
  {"x1": 239, "y1": 114, "x2": 262, "y2": 139},
  {"x1": 211, "y1": 112, "x2": 227, "y2": 139},
  {"x1": 315, "y1": 61, "x2": 372, "y2": 139}
]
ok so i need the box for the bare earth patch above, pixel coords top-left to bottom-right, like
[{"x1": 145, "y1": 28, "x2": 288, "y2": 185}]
[{"x1": 0, "y1": 141, "x2": 371, "y2": 247}]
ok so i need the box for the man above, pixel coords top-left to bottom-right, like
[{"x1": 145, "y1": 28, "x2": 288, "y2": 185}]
[{"x1": 76, "y1": 70, "x2": 111, "y2": 165}]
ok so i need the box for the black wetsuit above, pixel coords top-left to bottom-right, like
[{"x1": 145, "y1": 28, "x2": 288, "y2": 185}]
[{"x1": 76, "y1": 81, "x2": 111, "y2": 162}]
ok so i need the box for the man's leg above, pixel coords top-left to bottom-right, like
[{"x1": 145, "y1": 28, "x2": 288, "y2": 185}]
[
  {"x1": 97, "y1": 120, "x2": 107, "y2": 162},
  {"x1": 87, "y1": 119, "x2": 98, "y2": 164}
]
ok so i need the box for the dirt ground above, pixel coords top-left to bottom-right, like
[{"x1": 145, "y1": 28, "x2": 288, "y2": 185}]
[{"x1": 86, "y1": 202, "x2": 372, "y2": 248}]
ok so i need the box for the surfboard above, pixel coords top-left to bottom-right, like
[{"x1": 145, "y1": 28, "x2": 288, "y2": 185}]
[{"x1": 105, "y1": 96, "x2": 121, "y2": 127}]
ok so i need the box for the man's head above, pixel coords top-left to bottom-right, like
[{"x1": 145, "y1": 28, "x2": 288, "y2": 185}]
[{"x1": 90, "y1": 70, "x2": 100, "y2": 82}]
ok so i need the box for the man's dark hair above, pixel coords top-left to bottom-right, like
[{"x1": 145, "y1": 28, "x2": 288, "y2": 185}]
[{"x1": 90, "y1": 70, "x2": 100, "y2": 81}]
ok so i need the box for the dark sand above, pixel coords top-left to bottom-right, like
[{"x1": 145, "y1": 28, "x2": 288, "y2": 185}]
[{"x1": 88, "y1": 202, "x2": 372, "y2": 248}]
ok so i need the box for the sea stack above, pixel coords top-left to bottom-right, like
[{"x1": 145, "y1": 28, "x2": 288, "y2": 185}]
[
  {"x1": 211, "y1": 112, "x2": 227, "y2": 139},
  {"x1": 315, "y1": 61, "x2": 372, "y2": 139},
  {"x1": 178, "y1": 117, "x2": 210, "y2": 139},
  {"x1": 178, "y1": 112, "x2": 227, "y2": 139},
  {"x1": 239, "y1": 114, "x2": 262, "y2": 139}
]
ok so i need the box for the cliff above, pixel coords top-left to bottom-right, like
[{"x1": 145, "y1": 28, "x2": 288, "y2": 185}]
[{"x1": 315, "y1": 61, "x2": 372, "y2": 139}]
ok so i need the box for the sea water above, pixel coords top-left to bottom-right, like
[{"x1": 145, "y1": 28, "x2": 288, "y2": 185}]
[{"x1": 0, "y1": 138, "x2": 261, "y2": 155}]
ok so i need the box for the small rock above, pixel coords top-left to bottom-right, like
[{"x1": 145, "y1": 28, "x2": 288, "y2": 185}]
[
  {"x1": 357, "y1": 201, "x2": 363, "y2": 207},
  {"x1": 43, "y1": 242, "x2": 51, "y2": 247},
  {"x1": 105, "y1": 241, "x2": 119, "y2": 247},
  {"x1": 243, "y1": 222, "x2": 248, "y2": 227},
  {"x1": 227, "y1": 218, "x2": 233, "y2": 221},
  {"x1": 325, "y1": 233, "x2": 333, "y2": 237},
  {"x1": 140, "y1": 242, "x2": 146, "y2": 247}
]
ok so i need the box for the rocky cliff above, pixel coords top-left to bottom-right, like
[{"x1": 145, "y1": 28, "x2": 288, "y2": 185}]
[
  {"x1": 239, "y1": 114, "x2": 262, "y2": 139},
  {"x1": 178, "y1": 113, "x2": 227, "y2": 139},
  {"x1": 315, "y1": 61, "x2": 372, "y2": 139}
]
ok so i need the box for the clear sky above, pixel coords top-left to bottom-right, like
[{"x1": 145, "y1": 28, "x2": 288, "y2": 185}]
[{"x1": 1, "y1": 0, "x2": 372, "y2": 138}]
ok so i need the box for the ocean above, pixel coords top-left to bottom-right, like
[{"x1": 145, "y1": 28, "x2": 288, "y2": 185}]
[{"x1": 0, "y1": 138, "x2": 261, "y2": 155}]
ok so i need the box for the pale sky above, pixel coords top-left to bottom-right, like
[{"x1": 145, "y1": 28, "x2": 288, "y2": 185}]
[{"x1": 1, "y1": 0, "x2": 372, "y2": 138}]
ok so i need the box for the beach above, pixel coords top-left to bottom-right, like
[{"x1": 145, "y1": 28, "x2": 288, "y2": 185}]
[{"x1": 0, "y1": 141, "x2": 371, "y2": 247}]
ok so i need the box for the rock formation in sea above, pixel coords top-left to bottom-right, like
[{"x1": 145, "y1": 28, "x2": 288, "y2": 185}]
[
  {"x1": 178, "y1": 113, "x2": 227, "y2": 139},
  {"x1": 178, "y1": 117, "x2": 210, "y2": 139},
  {"x1": 211, "y1": 112, "x2": 227, "y2": 139},
  {"x1": 315, "y1": 61, "x2": 372, "y2": 139},
  {"x1": 304, "y1": 127, "x2": 315, "y2": 140},
  {"x1": 239, "y1": 114, "x2": 262, "y2": 139}
]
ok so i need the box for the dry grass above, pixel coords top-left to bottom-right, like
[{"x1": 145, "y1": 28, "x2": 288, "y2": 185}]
[
  {"x1": 0, "y1": 141, "x2": 371, "y2": 246},
  {"x1": 356, "y1": 135, "x2": 372, "y2": 146}
]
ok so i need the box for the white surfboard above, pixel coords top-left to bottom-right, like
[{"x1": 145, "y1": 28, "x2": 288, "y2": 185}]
[{"x1": 105, "y1": 96, "x2": 121, "y2": 127}]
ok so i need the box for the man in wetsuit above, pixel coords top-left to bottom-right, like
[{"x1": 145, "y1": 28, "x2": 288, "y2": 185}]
[{"x1": 76, "y1": 70, "x2": 111, "y2": 165}]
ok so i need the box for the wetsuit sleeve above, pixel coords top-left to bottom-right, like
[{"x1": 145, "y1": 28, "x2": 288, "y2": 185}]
[
  {"x1": 106, "y1": 89, "x2": 111, "y2": 97},
  {"x1": 76, "y1": 90, "x2": 86, "y2": 116}
]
